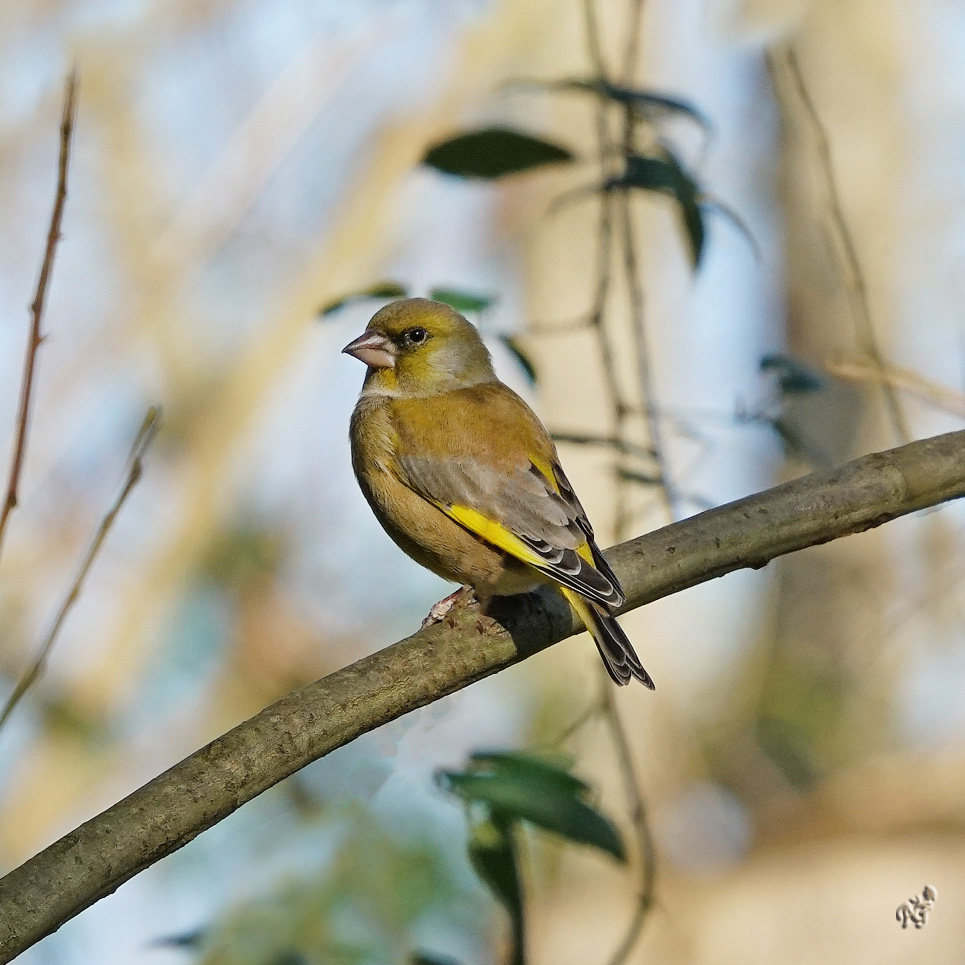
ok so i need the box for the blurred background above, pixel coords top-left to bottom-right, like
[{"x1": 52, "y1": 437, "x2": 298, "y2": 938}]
[{"x1": 1, "y1": 0, "x2": 964, "y2": 962}]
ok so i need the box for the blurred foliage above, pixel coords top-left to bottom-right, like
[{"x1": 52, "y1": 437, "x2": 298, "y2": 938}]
[
  {"x1": 439, "y1": 751, "x2": 625, "y2": 862},
  {"x1": 760, "y1": 353, "x2": 825, "y2": 395},
  {"x1": 198, "y1": 522, "x2": 286, "y2": 590},
  {"x1": 496, "y1": 335, "x2": 538, "y2": 385},
  {"x1": 319, "y1": 283, "x2": 409, "y2": 317},
  {"x1": 547, "y1": 77, "x2": 711, "y2": 132},
  {"x1": 605, "y1": 150, "x2": 705, "y2": 267},
  {"x1": 319, "y1": 284, "x2": 493, "y2": 318},
  {"x1": 176, "y1": 810, "x2": 481, "y2": 965},
  {"x1": 467, "y1": 816, "x2": 523, "y2": 965},
  {"x1": 173, "y1": 752, "x2": 627, "y2": 965},
  {"x1": 427, "y1": 288, "x2": 494, "y2": 315},
  {"x1": 438, "y1": 751, "x2": 626, "y2": 965},
  {"x1": 416, "y1": 78, "x2": 730, "y2": 269},
  {"x1": 755, "y1": 659, "x2": 850, "y2": 789},
  {"x1": 36, "y1": 692, "x2": 111, "y2": 745}
]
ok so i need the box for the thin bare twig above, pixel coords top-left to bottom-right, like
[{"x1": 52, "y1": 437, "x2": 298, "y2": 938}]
[
  {"x1": 526, "y1": 315, "x2": 595, "y2": 337},
  {"x1": 581, "y1": 0, "x2": 609, "y2": 80},
  {"x1": 827, "y1": 354, "x2": 965, "y2": 420},
  {"x1": 551, "y1": 430, "x2": 654, "y2": 461},
  {"x1": 621, "y1": 0, "x2": 646, "y2": 92},
  {"x1": 0, "y1": 72, "x2": 78, "y2": 563},
  {"x1": 0, "y1": 408, "x2": 161, "y2": 730},
  {"x1": 771, "y1": 46, "x2": 911, "y2": 445}
]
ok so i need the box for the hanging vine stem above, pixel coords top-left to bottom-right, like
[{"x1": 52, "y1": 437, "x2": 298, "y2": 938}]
[
  {"x1": 602, "y1": 3, "x2": 666, "y2": 962},
  {"x1": 569, "y1": 4, "x2": 663, "y2": 965},
  {"x1": 616, "y1": 0, "x2": 676, "y2": 522},
  {"x1": 580, "y1": 0, "x2": 637, "y2": 540},
  {"x1": 621, "y1": 0, "x2": 647, "y2": 83},
  {"x1": 600, "y1": 676, "x2": 657, "y2": 965},
  {"x1": 581, "y1": 0, "x2": 607, "y2": 75},
  {"x1": 768, "y1": 45, "x2": 911, "y2": 446},
  {"x1": 618, "y1": 199, "x2": 676, "y2": 522}
]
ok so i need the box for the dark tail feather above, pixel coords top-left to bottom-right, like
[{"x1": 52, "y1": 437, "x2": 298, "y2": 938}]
[{"x1": 563, "y1": 589, "x2": 655, "y2": 689}]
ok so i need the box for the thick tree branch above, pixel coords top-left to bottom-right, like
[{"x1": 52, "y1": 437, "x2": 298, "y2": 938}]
[{"x1": 1, "y1": 429, "x2": 964, "y2": 961}]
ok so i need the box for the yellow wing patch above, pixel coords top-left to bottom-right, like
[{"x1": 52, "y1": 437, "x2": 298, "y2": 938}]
[
  {"x1": 440, "y1": 501, "x2": 595, "y2": 570},
  {"x1": 441, "y1": 504, "x2": 546, "y2": 569}
]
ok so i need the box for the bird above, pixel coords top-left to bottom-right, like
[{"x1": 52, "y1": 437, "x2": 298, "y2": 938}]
[{"x1": 342, "y1": 297, "x2": 654, "y2": 688}]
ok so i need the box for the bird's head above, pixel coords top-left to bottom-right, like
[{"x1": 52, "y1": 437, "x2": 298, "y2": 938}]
[{"x1": 342, "y1": 297, "x2": 495, "y2": 396}]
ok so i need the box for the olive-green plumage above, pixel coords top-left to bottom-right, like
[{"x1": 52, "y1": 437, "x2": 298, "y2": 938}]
[{"x1": 344, "y1": 297, "x2": 653, "y2": 687}]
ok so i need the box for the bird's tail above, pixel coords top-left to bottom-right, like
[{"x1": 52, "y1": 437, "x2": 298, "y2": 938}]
[{"x1": 563, "y1": 589, "x2": 655, "y2": 689}]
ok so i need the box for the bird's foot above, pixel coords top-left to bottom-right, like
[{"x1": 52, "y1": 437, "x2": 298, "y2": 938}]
[{"x1": 422, "y1": 586, "x2": 474, "y2": 629}]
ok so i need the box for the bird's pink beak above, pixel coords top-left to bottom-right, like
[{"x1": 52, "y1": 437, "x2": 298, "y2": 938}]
[{"x1": 341, "y1": 330, "x2": 396, "y2": 369}]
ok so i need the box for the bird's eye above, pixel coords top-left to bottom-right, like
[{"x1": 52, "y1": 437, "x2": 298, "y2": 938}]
[{"x1": 404, "y1": 327, "x2": 428, "y2": 344}]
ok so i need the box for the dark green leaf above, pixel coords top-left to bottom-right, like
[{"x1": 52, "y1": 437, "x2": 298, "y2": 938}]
[
  {"x1": 760, "y1": 354, "x2": 825, "y2": 394},
  {"x1": 439, "y1": 756, "x2": 626, "y2": 861},
  {"x1": 497, "y1": 336, "x2": 537, "y2": 385},
  {"x1": 467, "y1": 818, "x2": 525, "y2": 965},
  {"x1": 554, "y1": 78, "x2": 711, "y2": 132},
  {"x1": 428, "y1": 287, "x2": 494, "y2": 313},
  {"x1": 608, "y1": 152, "x2": 705, "y2": 267},
  {"x1": 469, "y1": 751, "x2": 587, "y2": 796},
  {"x1": 680, "y1": 206, "x2": 705, "y2": 268},
  {"x1": 660, "y1": 150, "x2": 705, "y2": 268},
  {"x1": 468, "y1": 820, "x2": 521, "y2": 913},
  {"x1": 618, "y1": 154, "x2": 678, "y2": 192},
  {"x1": 319, "y1": 281, "x2": 409, "y2": 317},
  {"x1": 410, "y1": 955, "x2": 463, "y2": 965},
  {"x1": 423, "y1": 127, "x2": 574, "y2": 179}
]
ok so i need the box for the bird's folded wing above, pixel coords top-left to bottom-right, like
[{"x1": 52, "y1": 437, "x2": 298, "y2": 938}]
[{"x1": 398, "y1": 454, "x2": 624, "y2": 608}]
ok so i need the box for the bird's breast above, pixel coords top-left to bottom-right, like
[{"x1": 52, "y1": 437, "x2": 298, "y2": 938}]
[{"x1": 348, "y1": 395, "x2": 539, "y2": 597}]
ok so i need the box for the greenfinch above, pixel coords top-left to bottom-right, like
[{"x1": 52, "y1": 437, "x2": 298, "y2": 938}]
[{"x1": 343, "y1": 297, "x2": 653, "y2": 688}]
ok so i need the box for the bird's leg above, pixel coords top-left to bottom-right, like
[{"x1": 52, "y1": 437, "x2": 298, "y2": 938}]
[{"x1": 422, "y1": 586, "x2": 474, "y2": 629}]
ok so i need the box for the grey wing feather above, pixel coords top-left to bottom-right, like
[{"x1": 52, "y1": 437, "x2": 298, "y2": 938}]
[
  {"x1": 553, "y1": 464, "x2": 625, "y2": 605},
  {"x1": 399, "y1": 455, "x2": 624, "y2": 607}
]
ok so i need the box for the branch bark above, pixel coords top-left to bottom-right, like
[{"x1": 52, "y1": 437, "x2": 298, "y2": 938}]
[{"x1": 1, "y1": 429, "x2": 964, "y2": 961}]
